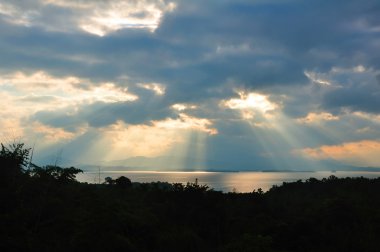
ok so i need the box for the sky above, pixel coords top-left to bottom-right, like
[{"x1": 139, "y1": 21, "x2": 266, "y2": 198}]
[{"x1": 1, "y1": 0, "x2": 380, "y2": 171}]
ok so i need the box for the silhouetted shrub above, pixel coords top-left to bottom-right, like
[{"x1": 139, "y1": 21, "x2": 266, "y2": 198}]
[{"x1": 115, "y1": 176, "x2": 132, "y2": 188}]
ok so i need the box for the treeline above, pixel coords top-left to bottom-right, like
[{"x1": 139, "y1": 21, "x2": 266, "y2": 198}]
[{"x1": 1, "y1": 143, "x2": 380, "y2": 251}]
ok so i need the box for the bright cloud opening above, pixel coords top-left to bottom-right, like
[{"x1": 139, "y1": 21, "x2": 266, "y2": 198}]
[
  {"x1": 0, "y1": 0, "x2": 176, "y2": 36},
  {"x1": 45, "y1": 0, "x2": 177, "y2": 36},
  {"x1": 171, "y1": 103, "x2": 197, "y2": 111},
  {"x1": 224, "y1": 92, "x2": 277, "y2": 113},
  {"x1": 223, "y1": 91, "x2": 278, "y2": 121}
]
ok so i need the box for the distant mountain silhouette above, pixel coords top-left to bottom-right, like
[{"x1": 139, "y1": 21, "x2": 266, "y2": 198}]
[
  {"x1": 34, "y1": 152, "x2": 380, "y2": 172},
  {"x1": 82, "y1": 155, "x2": 241, "y2": 171},
  {"x1": 76, "y1": 155, "x2": 380, "y2": 172}
]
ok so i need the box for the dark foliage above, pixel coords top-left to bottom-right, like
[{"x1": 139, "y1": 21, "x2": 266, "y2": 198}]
[
  {"x1": 0, "y1": 143, "x2": 30, "y2": 187},
  {"x1": 115, "y1": 176, "x2": 132, "y2": 188},
  {"x1": 1, "y1": 143, "x2": 380, "y2": 251},
  {"x1": 28, "y1": 164, "x2": 82, "y2": 183}
]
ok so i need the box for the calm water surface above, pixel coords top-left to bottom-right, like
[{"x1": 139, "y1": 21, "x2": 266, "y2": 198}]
[{"x1": 76, "y1": 171, "x2": 380, "y2": 192}]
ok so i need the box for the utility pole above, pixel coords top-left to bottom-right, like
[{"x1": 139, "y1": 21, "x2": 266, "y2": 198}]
[{"x1": 98, "y1": 166, "x2": 101, "y2": 184}]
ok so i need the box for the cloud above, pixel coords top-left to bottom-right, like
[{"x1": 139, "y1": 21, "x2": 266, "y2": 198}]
[
  {"x1": 0, "y1": 71, "x2": 138, "y2": 106},
  {"x1": 281, "y1": 65, "x2": 380, "y2": 119},
  {"x1": 30, "y1": 121, "x2": 86, "y2": 143},
  {"x1": 152, "y1": 113, "x2": 217, "y2": 135},
  {"x1": 320, "y1": 66, "x2": 380, "y2": 114},
  {"x1": 297, "y1": 112, "x2": 339, "y2": 124},
  {"x1": 0, "y1": 0, "x2": 380, "y2": 169},
  {"x1": 10, "y1": 73, "x2": 211, "y2": 135},
  {"x1": 304, "y1": 71, "x2": 331, "y2": 86},
  {"x1": 298, "y1": 140, "x2": 380, "y2": 167},
  {"x1": 2, "y1": 0, "x2": 378, "y2": 105},
  {"x1": 223, "y1": 91, "x2": 277, "y2": 113},
  {"x1": 0, "y1": 1, "x2": 39, "y2": 26},
  {"x1": 18, "y1": 94, "x2": 59, "y2": 103},
  {"x1": 221, "y1": 91, "x2": 279, "y2": 124},
  {"x1": 171, "y1": 103, "x2": 197, "y2": 111},
  {"x1": 0, "y1": 69, "x2": 217, "y2": 146},
  {"x1": 137, "y1": 82, "x2": 166, "y2": 95},
  {"x1": 0, "y1": 71, "x2": 139, "y2": 148},
  {"x1": 0, "y1": 0, "x2": 176, "y2": 36}
]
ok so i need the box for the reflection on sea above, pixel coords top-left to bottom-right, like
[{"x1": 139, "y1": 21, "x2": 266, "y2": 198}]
[{"x1": 76, "y1": 171, "x2": 380, "y2": 193}]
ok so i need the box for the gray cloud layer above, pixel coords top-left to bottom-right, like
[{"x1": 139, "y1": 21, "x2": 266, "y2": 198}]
[{"x1": 1, "y1": 0, "x2": 380, "y2": 169}]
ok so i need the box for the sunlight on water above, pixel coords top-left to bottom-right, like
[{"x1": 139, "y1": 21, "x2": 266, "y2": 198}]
[{"x1": 76, "y1": 171, "x2": 380, "y2": 192}]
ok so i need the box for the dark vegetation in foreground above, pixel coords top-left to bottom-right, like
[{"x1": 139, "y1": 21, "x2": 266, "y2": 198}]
[{"x1": 1, "y1": 143, "x2": 380, "y2": 252}]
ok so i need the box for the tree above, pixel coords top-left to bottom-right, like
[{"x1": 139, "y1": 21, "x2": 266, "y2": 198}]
[
  {"x1": 29, "y1": 164, "x2": 82, "y2": 183},
  {"x1": 104, "y1": 176, "x2": 115, "y2": 185},
  {"x1": 0, "y1": 143, "x2": 30, "y2": 169},
  {"x1": 184, "y1": 181, "x2": 210, "y2": 193},
  {"x1": 0, "y1": 142, "x2": 30, "y2": 185},
  {"x1": 115, "y1": 176, "x2": 132, "y2": 188}
]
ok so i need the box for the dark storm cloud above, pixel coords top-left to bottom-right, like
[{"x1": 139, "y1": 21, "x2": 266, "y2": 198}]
[
  {"x1": 2, "y1": 0, "x2": 379, "y2": 90},
  {"x1": 323, "y1": 78, "x2": 380, "y2": 114},
  {"x1": 1, "y1": 0, "x2": 379, "y2": 111}
]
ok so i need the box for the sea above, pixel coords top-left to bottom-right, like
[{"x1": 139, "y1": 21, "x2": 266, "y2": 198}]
[{"x1": 76, "y1": 170, "x2": 380, "y2": 193}]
